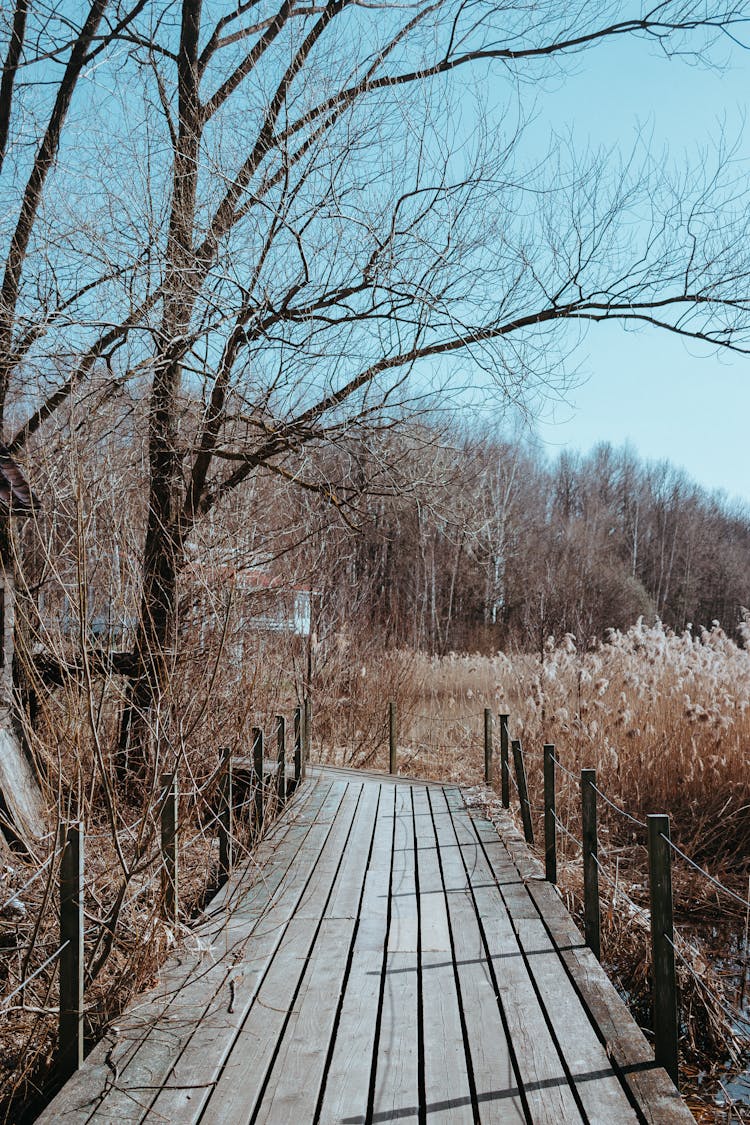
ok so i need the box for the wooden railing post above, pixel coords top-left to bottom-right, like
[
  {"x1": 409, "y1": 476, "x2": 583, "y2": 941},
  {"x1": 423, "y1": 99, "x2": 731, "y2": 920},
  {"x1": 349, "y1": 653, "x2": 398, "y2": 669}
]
[
  {"x1": 512, "y1": 739, "x2": 534, "y2": 845},
  {"x1": 648, "y1": 813, "x2": 679, "y2": 1089},
  {"x1": 218, "y1": 747, "x2": 233, "y2": 884},
  {"x1": 581, "y1": 768, "x2": 601, "y2": 961},
  {"x1": 59, "y1": 821, "x2": 84, "y2": 1078},
  {"x1": 303, "y1": 696, "x2": 311, "y2": 777},
  {"x1": 543, "y1": 744, "x2": 557, "y2": 884},
  {"x1": 499, "y1": 714, "x2": 510, "y2": 808},
  {"x1": 483, "y1": 708, "x2": 493, "y2": 786},
  {"x1": 252, "y1": 727, "x2": 264, "y2": 835},
  {"x1": 389, "y1": 701, "x2": 397, "y2": 775},
  {"x1": 294, "y1": 706, "x2": 302, "y2": 784},
  {"x1": 160, "y1": 773, "x2": 178, "y2": 923},
  {"x1": 276, "y1": 715, "x2": 286, "y2": 806}
]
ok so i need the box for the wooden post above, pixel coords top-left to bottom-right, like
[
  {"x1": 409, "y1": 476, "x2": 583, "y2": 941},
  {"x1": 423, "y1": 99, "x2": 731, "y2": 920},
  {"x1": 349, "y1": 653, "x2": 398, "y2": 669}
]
[
  {"x1": 160, "y1": 773, "x2": 178, "y2": 923},
  {"x1": 276, "y1": 715, "x2": 286, "y2": 806},
  {"x1": 389, "y1": 701, "x2": 397, "y2": 775},
  {"x1": 59, "y1": 821, "x2": 84, "y2": 1078},
  {"x1": 483, "y1": 708, "x2": 493, "y2": 786},
  {"x1": 218, "y1": 747, "x2": 233, "y2": 885},
  {"x1": 648, "y1": 813, "x2": 679, "y2": 1089},
  {"x1": 512, "y1": 739, "x2": 534, "y2": 845},
  {"x1": 252, "y1": 726, "x2": 264, "y2": 835},
  {"x1": 294, "y1": 706, "x2": 302, "y2": 784},
  {"x1": 499, "y1": 713, "x2": 510, "y2": 808},
  {"x1": 581, "y1": 768, "x2": 601, "y2": 961},
  {"x1": 303, "y1": 696, "x2": 311, "y2": 777},
  {"x1": 543, "y1": 744, "x2": 557, "y2": 884}
]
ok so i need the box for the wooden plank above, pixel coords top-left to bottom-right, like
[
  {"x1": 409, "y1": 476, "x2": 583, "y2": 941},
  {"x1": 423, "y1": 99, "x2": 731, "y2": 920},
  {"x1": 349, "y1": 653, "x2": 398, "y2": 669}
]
[
  {"x1": 317, "y1": 787, "x2": 395, "y2": 1123},
  {"x1": 439, "y1": 791, "x2": 691, "y2": 1122},
  {"x1": 36, "y1": 778, "x2": 338, "y2": 1124},
  {"x1": 39, "y1": 769, "x2": 691, "y2": 1125},
  {"x1": 464, "y1": 811, "x2": 641, "y2": 1123},
  {"x1": 372, "y1": 784, "x2": 420, "y2": 1123},
  {"x1": 412, "y1": 786, "x2": 474, "y2": 1125},
  {"x1": 432, "y1": 788, "x2": 580, "y2": 1124},
  {"x1": 106, "y1": 780, "x2": 346, "y2": 1125},
  {"x1": 309, "y1": 762, "x2": 446, "y2": 788},
  {"x1": 525, "y1": 879, "x2": 695, "y2": 1125},
  {"x1": 251, "y1": 784, "x2": 382, "y2": 1123},
  {"x1": 254, "y1": 924, "x2": 361, "y2": 1125},
  {"x1": 197, "y1": 782, "x2": 365, "y2": 1124},
  {"x1": 427, "y1": 789, "x2": 528, "y2": 1125},
  {"x1": 140, "y1": 782, "x2": 358, "y2": 1124}
]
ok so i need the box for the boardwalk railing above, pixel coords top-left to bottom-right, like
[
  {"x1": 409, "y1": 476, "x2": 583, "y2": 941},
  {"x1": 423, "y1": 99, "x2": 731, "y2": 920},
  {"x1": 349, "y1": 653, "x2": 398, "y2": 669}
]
[
  {"x1": 384, "y1": 698, "x2": 750, "y2": 1093},
  {"x1": 479, "y1": 711, "x2": 682, "y2": 1085},
  {"x1": 0, "y1": 700, "x2": 312, "y2": 1084}
]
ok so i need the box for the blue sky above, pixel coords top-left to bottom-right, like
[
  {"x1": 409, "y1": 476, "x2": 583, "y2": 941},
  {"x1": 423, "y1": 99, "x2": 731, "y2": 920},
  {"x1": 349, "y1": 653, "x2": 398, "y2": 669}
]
[{"x1": 525, "y1": 30, "x2": 750, "y2": 505}]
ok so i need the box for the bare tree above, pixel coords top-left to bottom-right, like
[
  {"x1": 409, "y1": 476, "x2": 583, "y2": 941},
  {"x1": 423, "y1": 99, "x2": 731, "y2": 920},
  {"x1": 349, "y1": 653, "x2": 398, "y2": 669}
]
[{"x1": 3, "y1": 0, "x2": 750, "y2": 770}]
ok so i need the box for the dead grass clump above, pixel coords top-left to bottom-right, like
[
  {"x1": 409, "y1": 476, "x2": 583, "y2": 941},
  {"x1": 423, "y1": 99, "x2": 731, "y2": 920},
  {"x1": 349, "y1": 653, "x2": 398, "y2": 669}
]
[
  {"x1": 0, "y1": 624, "x2": 307, "y2": 1124},
  {"x1": 307, "y1": 618, "x2": 750, "y2": 1116}
]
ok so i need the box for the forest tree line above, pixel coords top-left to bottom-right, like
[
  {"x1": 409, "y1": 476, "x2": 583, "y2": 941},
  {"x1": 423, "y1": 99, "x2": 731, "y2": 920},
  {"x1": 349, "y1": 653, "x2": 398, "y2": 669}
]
[
  {"x1": 299, "y1": 428, "x2": 750, "y2": 655},
  {"x1": 15, "y1": 397, "x2": 750, "y2": 669}
]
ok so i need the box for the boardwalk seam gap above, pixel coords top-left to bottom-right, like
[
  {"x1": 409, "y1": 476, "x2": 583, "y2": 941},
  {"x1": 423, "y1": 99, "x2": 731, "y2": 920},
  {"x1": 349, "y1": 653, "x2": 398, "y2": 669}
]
[
  {"x1": 243, "y1": 783, "x2": 368, "y2": 1124},
  {"x1": 464, "y1": 816, "x2": 593, "y2": 1124},
  {"x1": 149, "y1": 779, "x2": 347, "y2": 1125},
  {"x1": 426, "y1": 787, "x2": 482, "y2": 1124},
  {"x1": 469, "y1": 816, "x2": 654, "y2": 1124},
  {"x1": 433, "y1": 789, "x2": 536, "y2": 1124},
  {"x1": 82, "y1": 779, "x2": 337, "y2": 1125},
  {"x1": 412, "y1": 786, "x2": 427, "y2": 1125},
  {"x1": 365, "y1": 784, "x2": 398, "y2": 1125},
  {"x1": 311, "y1": 784, "x2": 384, "y2": 1124}
]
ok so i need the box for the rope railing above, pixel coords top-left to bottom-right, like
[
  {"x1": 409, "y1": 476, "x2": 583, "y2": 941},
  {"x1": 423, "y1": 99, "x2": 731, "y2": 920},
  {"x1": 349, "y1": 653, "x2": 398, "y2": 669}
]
[
  {"x1": 467, "y1": 704, "x2": 748, "y2": 1092},
  {"x1": 659, "y1": 834, "x2": 750, "y2": 912},
  {"x1": 590, "y1": 783, "x2": 647, "y2": 829},
  {"x1": 1, "y1": 941, "x2": 69, "y2": 1010},
  {"x1": 0, "y1": 701, "x2": 312, "y2": 1087},
  {"x1": 550, "y1": 809, "x2": 583, "y2": 853},
  {"x1": 0, "y1": 851, "x2": 58, "y2": 914}
]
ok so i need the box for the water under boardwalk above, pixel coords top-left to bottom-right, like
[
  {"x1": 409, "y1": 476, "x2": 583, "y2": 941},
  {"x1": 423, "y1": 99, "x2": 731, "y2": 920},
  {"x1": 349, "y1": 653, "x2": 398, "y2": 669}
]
[{"x1": 40, "y1": 768, "x2": 693, "y2": 1123}]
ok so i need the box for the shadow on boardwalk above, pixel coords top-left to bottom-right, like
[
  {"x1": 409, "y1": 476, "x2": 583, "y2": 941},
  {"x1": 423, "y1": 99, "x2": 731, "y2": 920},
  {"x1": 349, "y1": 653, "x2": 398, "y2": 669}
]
[{"x1": 38, "y1": 767, "x2": 692, "y2": 1124}]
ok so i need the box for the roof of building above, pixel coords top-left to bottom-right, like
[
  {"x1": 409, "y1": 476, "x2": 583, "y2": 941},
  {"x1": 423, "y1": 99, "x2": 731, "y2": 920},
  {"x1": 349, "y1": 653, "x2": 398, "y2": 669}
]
[{"x1": 0, "y1": 446, "x2": 39, "y2": 516}]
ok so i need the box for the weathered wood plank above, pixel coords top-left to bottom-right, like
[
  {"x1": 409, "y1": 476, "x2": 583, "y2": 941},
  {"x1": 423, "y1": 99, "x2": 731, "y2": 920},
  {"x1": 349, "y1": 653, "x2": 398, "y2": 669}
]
[
  {"x1": 39, "y1": 767, "x2": 695, "y2": 1125},
  {"x1": 36, "y1": 778, "x2": 337, "y2": 1124},
  {"x1": 251, "y1": 785, "x2": 382, "y2": 1122},
  {"x1": 412, "y1": 786, "x2": 474, "y2": 1125},
  {"x1": 371, "y1": 784, "x2": 420, "y2": 1123},
  {"x1": 316, "y1": 787, "x2": 395, "y2": 1124},
  {"x1": 197, "y1": 783, "x2": 365, "y2": 1124},
  {"x1": 525, "y1": 879, "x2": 695, "y2": 1125},
  {"x1": 466, "y1": 812, "x2": 644, "y2": 1123},
  {"x1": 427, "y1": 789, "x2": 528, "y2": 1125},
  {"x1": 142, "y1": 782, "x2": 359, "y2": 1124},
  {"x1": 433, "y1": 789, "x2": 581, "y2": 1124}
]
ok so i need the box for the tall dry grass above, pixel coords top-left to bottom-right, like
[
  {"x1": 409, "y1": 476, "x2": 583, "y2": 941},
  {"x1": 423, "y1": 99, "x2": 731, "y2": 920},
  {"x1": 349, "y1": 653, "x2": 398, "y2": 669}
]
[
  {"x1": 312, "y1": 618, "x2": 750, "y2": 1118},
  {"x1": 317, "y1": 617, "x2": 750, "y2": 865},
  {"x1": 0, "y1": 611, "x2": 306, "y2": 1124}
]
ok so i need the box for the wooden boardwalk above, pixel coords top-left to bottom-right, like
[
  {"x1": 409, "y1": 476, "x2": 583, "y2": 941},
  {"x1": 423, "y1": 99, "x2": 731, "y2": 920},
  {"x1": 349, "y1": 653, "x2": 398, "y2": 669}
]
[{"x1": 40, "y1": 769, "x2": 692, "y2": 1124}]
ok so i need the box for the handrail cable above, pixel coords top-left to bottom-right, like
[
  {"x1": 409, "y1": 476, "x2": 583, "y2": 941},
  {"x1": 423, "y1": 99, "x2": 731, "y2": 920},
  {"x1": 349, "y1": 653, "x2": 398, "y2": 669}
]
[
  {"x1": 1, "y1": 942, "x2": 69, "y2": 1008},
  {"x1": 665, "y1": 932, "x2": 750, "y2": 1034},
  {"x1": 550, "y1": 809, "x2": 583, "y2": 852},
  {"x1": 0, "y1": 852, "x2": 58, "y2": 914},
  {"x1": 553, "y1": 757, "x2": 578, "y2": 782},
  {"x1": 659, "y1": 834, "x2": 750, "y2": 911},
  {"x1": 590, "y1": 783, "x2": 647, "y2": 829}
]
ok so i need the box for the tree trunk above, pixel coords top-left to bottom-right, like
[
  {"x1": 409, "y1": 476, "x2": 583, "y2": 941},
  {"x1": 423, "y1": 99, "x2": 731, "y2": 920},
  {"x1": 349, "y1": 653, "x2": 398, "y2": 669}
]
[{"x1": 118, "y1": 0, "x2": 203, "y2": 777}]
